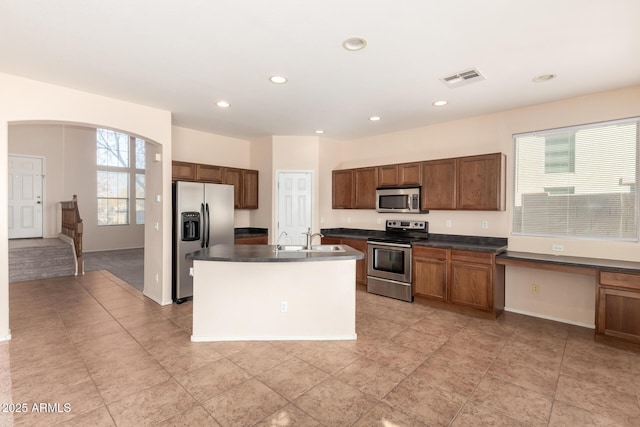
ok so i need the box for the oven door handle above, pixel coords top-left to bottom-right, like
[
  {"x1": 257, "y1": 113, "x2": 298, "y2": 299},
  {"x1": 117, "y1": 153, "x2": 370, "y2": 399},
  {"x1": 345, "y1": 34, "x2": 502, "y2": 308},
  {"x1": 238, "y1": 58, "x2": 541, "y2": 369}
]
[{"x1": 367, "y1": 241, "x2": 412, "y2": 248}]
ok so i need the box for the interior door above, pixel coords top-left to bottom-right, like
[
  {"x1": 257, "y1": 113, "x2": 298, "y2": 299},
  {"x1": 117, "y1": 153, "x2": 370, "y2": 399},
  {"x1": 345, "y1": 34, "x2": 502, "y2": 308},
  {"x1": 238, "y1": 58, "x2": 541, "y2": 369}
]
[
  {"x1": 8, "y1": 155, "x2": 44, "y2": 239},
  {"x1": 277, "y1": 172, "x2": 313, "y2": 245}
]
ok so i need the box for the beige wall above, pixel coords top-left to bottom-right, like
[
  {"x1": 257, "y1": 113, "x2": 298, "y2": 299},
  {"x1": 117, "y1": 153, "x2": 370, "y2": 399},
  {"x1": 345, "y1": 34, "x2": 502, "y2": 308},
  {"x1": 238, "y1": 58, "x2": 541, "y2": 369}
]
[
  {"x1": 249, "y1": 137, "x2": 273, "y2": 237},
  {"x1": 172, "y1": 125, "x2": 253, "y2": 227},
  {"x1": 8, "y1": 124, "x2": 64, "y2": 239},
  {"x1": 324, "y1": 85, "x2": 640, "y2": 326},
  {"x1": 8, "y1": 124, "x2": 145, "y2": 251},
  {"x1": 1, "y1": 72, "x2": 173, "y2": 341},
  {"x1": 272, "y1": 136, "x2": 321, "y2": 236}
]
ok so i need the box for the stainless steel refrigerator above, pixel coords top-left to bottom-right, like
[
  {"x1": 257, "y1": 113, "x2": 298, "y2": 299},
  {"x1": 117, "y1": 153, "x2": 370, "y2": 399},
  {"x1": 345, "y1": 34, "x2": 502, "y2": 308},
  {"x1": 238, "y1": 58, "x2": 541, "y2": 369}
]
[{"x1": 172, "y1": 181, "x2": 234, "y2": 303}]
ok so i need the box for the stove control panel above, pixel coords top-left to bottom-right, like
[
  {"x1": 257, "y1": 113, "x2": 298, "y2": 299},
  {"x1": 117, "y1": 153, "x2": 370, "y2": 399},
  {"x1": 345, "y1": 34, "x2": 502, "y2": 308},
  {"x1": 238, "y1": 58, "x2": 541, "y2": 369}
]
[{"x1": 386, "y1": 220, "x2": 428, "y2": 232}]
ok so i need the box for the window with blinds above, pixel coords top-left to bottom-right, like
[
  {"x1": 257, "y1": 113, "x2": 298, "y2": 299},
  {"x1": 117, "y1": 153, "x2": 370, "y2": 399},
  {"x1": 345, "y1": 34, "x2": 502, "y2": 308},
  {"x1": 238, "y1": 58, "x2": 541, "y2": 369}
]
[{"x1": 513, "y1": 118, "x2": 639, "y2": 241}]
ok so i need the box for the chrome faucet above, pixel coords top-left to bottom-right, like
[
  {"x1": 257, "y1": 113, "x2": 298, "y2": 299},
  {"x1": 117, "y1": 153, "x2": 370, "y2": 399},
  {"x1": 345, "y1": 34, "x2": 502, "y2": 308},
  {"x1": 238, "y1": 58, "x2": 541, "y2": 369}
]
[
  {"x1": 275, "y1": 231, "x2": 288, "y2": 251},
  {"x1": 304, "y1": 228, "x2": 324, "y2": 250}
]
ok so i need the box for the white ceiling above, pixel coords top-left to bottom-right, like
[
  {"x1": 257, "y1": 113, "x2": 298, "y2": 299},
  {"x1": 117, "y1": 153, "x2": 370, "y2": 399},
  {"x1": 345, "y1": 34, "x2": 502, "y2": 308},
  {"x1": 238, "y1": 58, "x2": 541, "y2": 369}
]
[{"x1": 1, "y1": 0, "x2": 639, "y2": 140}]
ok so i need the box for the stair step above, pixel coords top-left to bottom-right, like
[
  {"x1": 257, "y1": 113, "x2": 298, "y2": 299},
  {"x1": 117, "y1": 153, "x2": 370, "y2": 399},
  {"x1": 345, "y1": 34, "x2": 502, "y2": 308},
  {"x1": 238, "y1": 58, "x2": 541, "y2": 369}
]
[{"x1": 9, "y1": 241, "x2": 76, "y2": 282}]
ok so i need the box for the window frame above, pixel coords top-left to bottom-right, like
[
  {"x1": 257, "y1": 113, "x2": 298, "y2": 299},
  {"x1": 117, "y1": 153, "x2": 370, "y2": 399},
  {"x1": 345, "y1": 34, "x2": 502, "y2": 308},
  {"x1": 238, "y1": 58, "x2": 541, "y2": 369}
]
[
  {"x1": 512, "y1": 117, "x2": 639, "y2": 242},
  {"x1": 96, "y1": 129, "x2": 145, "y2": 226}
]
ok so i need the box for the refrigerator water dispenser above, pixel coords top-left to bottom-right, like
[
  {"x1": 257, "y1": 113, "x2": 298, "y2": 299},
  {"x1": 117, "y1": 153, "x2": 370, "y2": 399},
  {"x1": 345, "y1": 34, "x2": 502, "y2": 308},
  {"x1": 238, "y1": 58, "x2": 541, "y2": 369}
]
[{"x1": 181, "y1": 212, "x2": 200, "y2": 241}]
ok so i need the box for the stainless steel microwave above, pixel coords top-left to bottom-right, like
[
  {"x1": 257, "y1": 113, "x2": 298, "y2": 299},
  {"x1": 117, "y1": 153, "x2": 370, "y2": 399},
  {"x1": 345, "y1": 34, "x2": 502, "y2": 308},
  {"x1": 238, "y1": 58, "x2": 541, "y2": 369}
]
[{"x1": 376, "y1": 187, "x2": 421, "y2": 213}]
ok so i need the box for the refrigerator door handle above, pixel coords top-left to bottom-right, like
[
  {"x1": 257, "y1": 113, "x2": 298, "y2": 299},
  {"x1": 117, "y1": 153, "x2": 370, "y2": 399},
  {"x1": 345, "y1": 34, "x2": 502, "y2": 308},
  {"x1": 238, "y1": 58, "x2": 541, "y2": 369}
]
[
  {"x1": 205, "y1": 202, "x2": 211, "y2": 247},
  {"x1": 200, "y1": 203, "x2": 206, "y2": 248}
]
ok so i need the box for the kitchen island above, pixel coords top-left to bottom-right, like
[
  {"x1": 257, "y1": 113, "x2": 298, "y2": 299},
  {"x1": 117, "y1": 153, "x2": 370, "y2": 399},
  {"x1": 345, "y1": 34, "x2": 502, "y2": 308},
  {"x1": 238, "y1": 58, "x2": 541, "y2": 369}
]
[{"x1": 187, "y1": 244, "x2": 364, "y2": 342}]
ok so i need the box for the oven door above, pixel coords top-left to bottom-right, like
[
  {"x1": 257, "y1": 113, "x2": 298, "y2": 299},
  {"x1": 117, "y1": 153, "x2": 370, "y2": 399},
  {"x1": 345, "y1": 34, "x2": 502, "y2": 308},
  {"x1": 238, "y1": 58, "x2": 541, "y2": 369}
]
[{"x1": 367, "y1": 241, "x2": 412, "y2": 283}]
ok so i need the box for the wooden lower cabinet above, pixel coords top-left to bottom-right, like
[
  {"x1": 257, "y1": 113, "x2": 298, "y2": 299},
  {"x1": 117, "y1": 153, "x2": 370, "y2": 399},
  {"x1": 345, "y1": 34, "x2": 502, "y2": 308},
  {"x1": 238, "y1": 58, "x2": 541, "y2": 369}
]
[
  {"x1": 596, "y1": 271, "x2": 640, "y2": 343},
  {"x1": 412, "y1": 247, "x2": 448, "y2": 301},
  {"x1": 234, "y1": 235, "x2": 268, "y2": 245},
  {"x1": 450, "y1": 256, "x2": 492, "y2": 310},
  {"x1": 413, "y1": 246, "x2": 504, "y2": 317},
  {"x1": 322, "y1": 237, "x2": 367, "y2": 286}
]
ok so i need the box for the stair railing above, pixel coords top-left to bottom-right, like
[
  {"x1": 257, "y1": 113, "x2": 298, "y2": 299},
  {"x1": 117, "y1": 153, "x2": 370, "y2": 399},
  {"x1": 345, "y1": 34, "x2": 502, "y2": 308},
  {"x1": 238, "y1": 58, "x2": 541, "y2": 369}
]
[{"x1": 60, "y1": 194, "x2": 84, "y2": 275}]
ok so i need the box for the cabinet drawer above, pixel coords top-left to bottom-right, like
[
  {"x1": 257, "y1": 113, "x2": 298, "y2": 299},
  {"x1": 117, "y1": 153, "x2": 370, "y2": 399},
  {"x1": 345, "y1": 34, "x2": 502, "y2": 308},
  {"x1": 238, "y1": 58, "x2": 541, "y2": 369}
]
[
  {"x1": 451, "y1": 250, "x2": 493, "y2": 265},
  {"x1": 600, "y1": 271, "x2": 640, "y2": 291},
  {"x1": 413, "y1": 246, "x2": 448, "y2": 260}
]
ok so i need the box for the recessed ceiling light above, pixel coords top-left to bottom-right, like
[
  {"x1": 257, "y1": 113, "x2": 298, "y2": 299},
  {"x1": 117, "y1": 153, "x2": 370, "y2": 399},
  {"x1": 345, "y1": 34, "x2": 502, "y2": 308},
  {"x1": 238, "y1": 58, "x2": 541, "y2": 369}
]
[
  {"x1": 315, "y1": 130, "x2": 324, "y2": 134},
  {"x1": 533, "y1": 74, "x2": 557, "y2": 82},
  {"x1": 216, "y1": 100, "x2": 230, "y2": 108},
  {"x1": 369, "y1": 116, "x2": 381, "y2": 121},
  {"x1": 343, "y1": 37, "x2": 367, "y2": 51},
  {"x1": 269, "y1": 75, "x2": 288, "y2": 84},
  {"x1": 432, "y1": 100, "x2": 448, "y2": 107}
]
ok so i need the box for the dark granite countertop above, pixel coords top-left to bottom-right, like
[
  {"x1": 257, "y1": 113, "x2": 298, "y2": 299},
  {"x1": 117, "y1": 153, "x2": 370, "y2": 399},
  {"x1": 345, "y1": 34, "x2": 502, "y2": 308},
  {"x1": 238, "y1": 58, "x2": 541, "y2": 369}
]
[
  {"x1": 234, "y1": 227, "x2": 268, "y2": 238},
  {"x1": 187, "y1": 244, "x2": 364, "y2": 263},
  {"x1": 321, "y1": 228, "x2": 507, "y2": 253},
  {"x1": 497, "y1": 251, "x2": 640, "y2": 274}
]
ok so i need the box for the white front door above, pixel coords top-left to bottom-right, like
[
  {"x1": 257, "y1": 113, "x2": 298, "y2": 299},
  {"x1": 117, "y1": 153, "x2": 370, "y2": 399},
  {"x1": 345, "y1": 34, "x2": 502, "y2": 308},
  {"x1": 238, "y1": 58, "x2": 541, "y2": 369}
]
[
  {"x1": 8, "y1": 155, "x2": 44, "y2": 239},
  {"x1": 277, "y1": 172, "x2": 313, "y2": 245}
]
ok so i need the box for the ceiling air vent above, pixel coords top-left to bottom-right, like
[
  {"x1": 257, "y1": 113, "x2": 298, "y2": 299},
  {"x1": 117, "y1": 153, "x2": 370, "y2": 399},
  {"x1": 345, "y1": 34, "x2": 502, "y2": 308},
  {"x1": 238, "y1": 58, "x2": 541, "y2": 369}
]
[{"x1": 440, "y1": 68, "x2": 485, "y2": 88}]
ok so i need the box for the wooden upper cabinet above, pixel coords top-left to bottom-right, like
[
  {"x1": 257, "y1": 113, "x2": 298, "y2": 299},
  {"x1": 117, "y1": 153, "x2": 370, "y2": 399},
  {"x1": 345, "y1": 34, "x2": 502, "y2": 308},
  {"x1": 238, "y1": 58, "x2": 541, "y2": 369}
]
[
  {"x1": 378, "y1": 162, "x2": 421, "y2": 187},
  {"x1": 398, "y1": 162, "x2": 422, "y2": 186},
  {"x1": 242, "y1": 169, "x2": 259, "y2": 210},
  {"x1": 332, "y1": 169, "x2": 354, "y2": 209},
  {"x1": 195, "y1": 164, "x2": 223, "y2": 183},
  {"x1": 331, "y1": 153, "x2": 505, "y2": 212},
  {"x1": 456, "y1": 153, "x2": 505, "y2": 211},
  {"x1": 173, "y1": 161, "x2": 259, "y2": 209},
  {"x1": 222, "y1": 168, "x2": 243, "y2": 208},
  {"x1": 377, "y1": 165, "x2": 399, "y2": 187},
  {"x1": 353, "y1": 167, "x2": 377, "y2": 209},
  {"x1": 422, "y1": 158, "x2": 457, "y2": 210},
  {"x1": 172, "y1": 161, "x2": 196, "y2": 181}
]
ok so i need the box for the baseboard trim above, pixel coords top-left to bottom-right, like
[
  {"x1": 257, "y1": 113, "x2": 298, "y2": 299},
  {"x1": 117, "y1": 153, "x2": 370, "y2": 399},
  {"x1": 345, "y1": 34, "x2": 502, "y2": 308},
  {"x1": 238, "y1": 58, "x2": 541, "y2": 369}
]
[
  {"x1": 191, "y1": 333, "x2": 358, "y2": 342},
  {"x1": 504, "y1": 307, "x2": 595, "y2": 329}
]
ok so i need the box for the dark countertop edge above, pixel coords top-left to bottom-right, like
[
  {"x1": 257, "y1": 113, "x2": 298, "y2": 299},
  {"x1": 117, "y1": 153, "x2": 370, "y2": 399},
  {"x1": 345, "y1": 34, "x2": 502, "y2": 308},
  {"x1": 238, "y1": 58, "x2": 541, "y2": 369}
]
[
  {"x1": 321, "y1": 228, "x2": 508, "y2": 253},
  {"x1": 187, "y1": 244, "x2": 364, "y2": 263},
  {"x1": 497, "y1": 251, "x2": 640, "y2": 274},
  {"x1": 412, "y1": 241, "x2": 507, "y2": 253},
  {"x1": 234, "y1": 227, "x2": 268, "y2": 238}
]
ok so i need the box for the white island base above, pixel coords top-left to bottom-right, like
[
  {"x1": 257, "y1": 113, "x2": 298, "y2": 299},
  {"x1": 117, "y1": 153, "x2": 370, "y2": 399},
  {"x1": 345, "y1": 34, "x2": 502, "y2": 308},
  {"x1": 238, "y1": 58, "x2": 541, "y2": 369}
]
[{"x1": 191, "y1": 259, "x2": 357, "y2": 342}]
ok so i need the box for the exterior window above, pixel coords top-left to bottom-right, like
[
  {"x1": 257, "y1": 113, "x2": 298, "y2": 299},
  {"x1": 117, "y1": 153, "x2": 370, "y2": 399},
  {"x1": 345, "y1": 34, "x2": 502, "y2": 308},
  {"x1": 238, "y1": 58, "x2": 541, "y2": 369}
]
[
  {"x1": 544, "y1": 133, "x2": 575, "y2": 173},
  {"x1": 136, "y1": 174, "x2": 145, "y2": 225},
  {"x1": 513, "y1": 118, "x2": 638, "y2": 241},
  {"x1": 96, "y1": 129, "x2": 145, "y2": 225},
  {"x1": 97, "y1": 171, "x2": 129, "y2": 225}
]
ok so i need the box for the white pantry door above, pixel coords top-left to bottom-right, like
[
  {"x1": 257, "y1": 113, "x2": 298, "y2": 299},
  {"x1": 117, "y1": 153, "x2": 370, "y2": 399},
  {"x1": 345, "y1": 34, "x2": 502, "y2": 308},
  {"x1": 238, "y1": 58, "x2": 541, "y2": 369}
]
[
  {"x1": 8, "y1": 155, "x2": 44, "y2": 239},
  {"x1": 276, "y1": 172, "x2": 313, "y2": 245}
]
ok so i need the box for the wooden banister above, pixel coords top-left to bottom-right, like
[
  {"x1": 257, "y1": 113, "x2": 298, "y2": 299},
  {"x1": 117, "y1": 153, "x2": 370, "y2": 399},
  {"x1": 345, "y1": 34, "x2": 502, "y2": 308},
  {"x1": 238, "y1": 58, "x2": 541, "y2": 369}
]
[{"x1": 61, "y1": 194, "x2": 83, "y2": 275}]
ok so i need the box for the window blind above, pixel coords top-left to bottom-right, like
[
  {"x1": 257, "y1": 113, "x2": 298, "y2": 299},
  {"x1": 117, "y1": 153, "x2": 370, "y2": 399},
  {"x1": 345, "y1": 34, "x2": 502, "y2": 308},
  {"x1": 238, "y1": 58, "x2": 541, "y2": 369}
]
[{"x1": 513, "y1": 117, "x2": 639, "y2": 241}]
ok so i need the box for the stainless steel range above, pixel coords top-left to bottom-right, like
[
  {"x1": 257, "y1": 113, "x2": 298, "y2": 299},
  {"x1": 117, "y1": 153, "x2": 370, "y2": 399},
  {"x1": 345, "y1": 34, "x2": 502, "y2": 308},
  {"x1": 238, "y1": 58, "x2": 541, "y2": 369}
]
[{"x1": 367, "y1": 220, "x2": 428, "y2": 302}]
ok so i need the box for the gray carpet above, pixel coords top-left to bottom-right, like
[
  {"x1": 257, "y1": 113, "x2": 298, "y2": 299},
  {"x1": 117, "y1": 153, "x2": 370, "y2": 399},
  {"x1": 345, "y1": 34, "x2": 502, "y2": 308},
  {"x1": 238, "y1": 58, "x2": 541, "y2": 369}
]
[{"x1": 83, "y1": 248, "x2": 144, "y2": 291}]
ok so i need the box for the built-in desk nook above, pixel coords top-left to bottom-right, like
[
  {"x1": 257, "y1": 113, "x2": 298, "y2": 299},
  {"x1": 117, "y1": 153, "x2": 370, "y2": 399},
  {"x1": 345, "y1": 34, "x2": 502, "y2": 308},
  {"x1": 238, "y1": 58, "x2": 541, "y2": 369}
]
[{"x1": 497, "y1": 251, "x2": 640, "y2": 344}]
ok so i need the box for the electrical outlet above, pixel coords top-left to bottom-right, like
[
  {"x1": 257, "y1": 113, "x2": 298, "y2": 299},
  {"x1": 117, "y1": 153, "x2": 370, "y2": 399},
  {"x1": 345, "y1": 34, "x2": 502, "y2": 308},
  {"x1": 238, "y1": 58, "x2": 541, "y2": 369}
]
[
  {"x1": 531, "y1": 284, "x2": 540, "y2": 294},
  {"x1": 280, "y1": 301, "x2": 288, "y2": 313},
  {"x1": 347, "y1": 217, "x2": 352, "y2": 224},
  {"x1": 481, "y1": 220, "x2": 488, "y2": 230},
  {"x1": 446, "y1": 219, "x2": 452, "y2": 228},
  {"x1": 552, "y1": 244, "x2": 564, "y2": 252}
]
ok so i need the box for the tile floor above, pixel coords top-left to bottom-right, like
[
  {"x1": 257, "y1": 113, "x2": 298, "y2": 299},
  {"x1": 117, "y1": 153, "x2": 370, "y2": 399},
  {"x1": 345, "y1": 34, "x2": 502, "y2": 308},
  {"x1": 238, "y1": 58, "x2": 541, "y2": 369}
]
[{"x1": 2, "y1": 270, "x2": 640, "y2": 426}]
